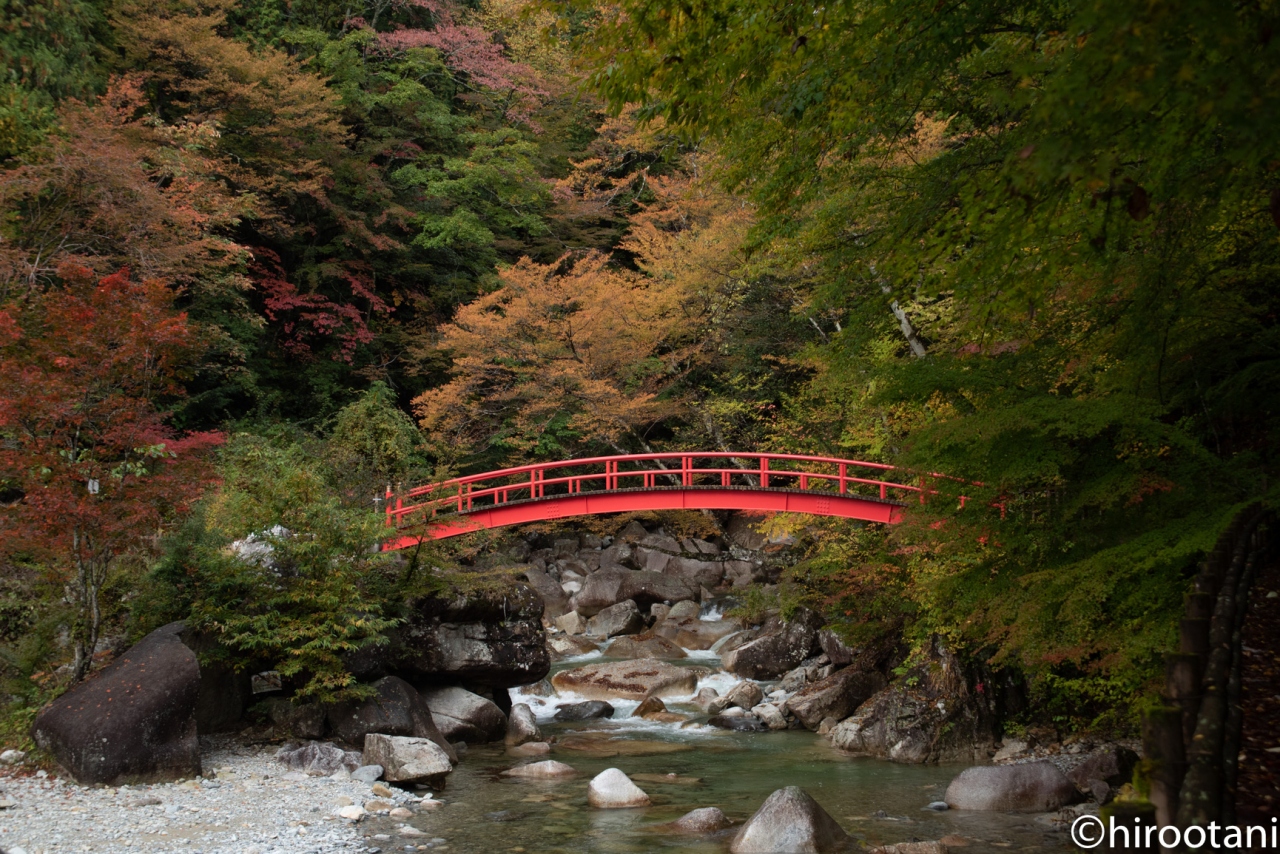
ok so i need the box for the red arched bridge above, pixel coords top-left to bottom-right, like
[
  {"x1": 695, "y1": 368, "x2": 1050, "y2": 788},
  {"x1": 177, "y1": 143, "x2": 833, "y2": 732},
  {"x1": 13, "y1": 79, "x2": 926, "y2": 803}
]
[{"x1": 382, "y1": 452, "x2": 948, "y2": 549}]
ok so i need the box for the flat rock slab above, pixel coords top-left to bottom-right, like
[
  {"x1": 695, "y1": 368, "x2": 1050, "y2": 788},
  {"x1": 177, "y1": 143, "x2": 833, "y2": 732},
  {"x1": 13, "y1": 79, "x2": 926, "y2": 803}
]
[
  {"x1": 555, "y1": 736, "x2": 694, "y2": 757},
  {"x1": 551, "y1": 658, "x2": 700, "y2": 700}
]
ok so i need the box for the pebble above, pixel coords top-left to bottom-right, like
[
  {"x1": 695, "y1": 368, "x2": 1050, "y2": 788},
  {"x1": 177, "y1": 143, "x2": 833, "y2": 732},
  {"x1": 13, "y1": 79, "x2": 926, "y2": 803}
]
[{"x1": 0, "y1": 734, "x2": 422, "y2": 853}]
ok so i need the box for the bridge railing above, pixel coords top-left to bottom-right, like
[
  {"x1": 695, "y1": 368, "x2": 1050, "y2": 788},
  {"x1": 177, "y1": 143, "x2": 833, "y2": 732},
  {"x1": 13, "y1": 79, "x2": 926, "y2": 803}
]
[{"x1": 383, "y1": 452, "x2": 926, "y2": 530}]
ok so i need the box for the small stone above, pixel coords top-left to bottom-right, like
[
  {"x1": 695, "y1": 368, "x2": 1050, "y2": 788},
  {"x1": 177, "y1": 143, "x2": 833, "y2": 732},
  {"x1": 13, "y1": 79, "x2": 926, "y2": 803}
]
[
  {"x1": 127, "y1": 797, "x2": 162, "y2": 808},
  {"x1": 372, "y1": 782, "x2": 394, "y2": 797},
  {"x1": 338, "y1": 805, "x2": 367, "y2": 821},
  {"x1": 924, "y1": 801, "x2": 949, "y2": 811},
  {"x1": 399, "y1": 825, "x2": 427, "y2": 837},
  {"x1": 0, "y1": 798, "x2": 16, "y2": 809},
  {"x1": 1268, "y1": 591, "x2": 1278, "y2": 599},
  {"x1": 0, "y1": 749, "x2": 25, "y2": 765},
  {"x1": 335, "y1": 795, "x2": 354, "y2": 807},
  {"x1": 507, "y1": 741, "x2": 551, "y2": 758},
  {"x1": 390, "y1": 807, "x2": 413, "y2": 819},
  {"x1": 365, "y1": 800, "x2": 395, "y2": 813},
  {"x1": 352, "y1": 765, "x2": 384, "y2": 784}
]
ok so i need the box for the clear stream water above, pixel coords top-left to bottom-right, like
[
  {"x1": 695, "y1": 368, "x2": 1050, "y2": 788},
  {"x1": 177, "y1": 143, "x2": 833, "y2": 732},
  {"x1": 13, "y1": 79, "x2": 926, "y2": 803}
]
[{"x1": 366, "y1": 651, "x2": 1074, "y2": 853}]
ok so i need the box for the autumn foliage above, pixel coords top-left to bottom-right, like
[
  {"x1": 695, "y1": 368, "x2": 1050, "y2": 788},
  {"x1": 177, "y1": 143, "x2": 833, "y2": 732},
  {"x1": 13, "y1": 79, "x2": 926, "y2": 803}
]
[{"x1": 0, "y1": 265, "x2": 222, "y2": 681}]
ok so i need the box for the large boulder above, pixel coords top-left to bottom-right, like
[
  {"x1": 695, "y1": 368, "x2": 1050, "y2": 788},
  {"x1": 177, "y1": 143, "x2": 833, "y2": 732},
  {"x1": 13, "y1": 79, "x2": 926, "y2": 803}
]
[
  {"x1": 721, "y1": 609, "x2": 824, "y2": 680},
  {"x1": 570, "y1": 568, "x2": 697, "y2": 617},
  {"x1": 263, "y1": 697, "x2": 326, "y2": 739},
  {"x1": 327, "y1": 676, "x2": 455, "y2": 762},
  {"x1": 587, "y1": 768, "x2": 651, "y2": 808},
  {"x1": 362, "y1": 733, "x2": 453, "y2": 785},
  {"x1": 731, "y1": 786, "x2": 850, "y2": 853},
  {"x1": 786, "y1": 667, "x2": 886, "y2": 731},
  {"x1": 551, "y1": 659, "x2": 700, "y2": 701},
  {"x1": 944, "y1": 762, "x2": 1077, "y2": 811},
  {"x1": 177, "y1": 628, "x2": 254, "y2": 734},
  {"x1": 31, "y1": 622, "x2": 201, "y2": 785},
  {"x1": 585, "y1": 600, "x2": 645, "y2": 639},
  {"x1": 420, "y1": 686, "x2": 507, "y2": 743},
  {"x1": 380, "y1": 586, "x2": 550, "y2": 688},
  {"x1": 606, "y1": 633, "x2": 687, "y2": 660},
  {"x1": 663, "y1": 556, "x2": 725, "y2": 588},
  {"x1": 828, "y1": 640, "x2": 996, "y2": 764},
  {"x1": 655, "y1": 618, "x2": 743, "y2": 650},
  {"x1": 548, "y1": 634, "x2": 599, "y2": 660}
]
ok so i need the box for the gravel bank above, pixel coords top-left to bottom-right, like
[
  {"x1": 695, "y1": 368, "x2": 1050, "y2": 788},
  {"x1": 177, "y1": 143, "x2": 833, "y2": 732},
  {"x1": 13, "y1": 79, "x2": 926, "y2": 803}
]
[{"x1": 0, "y1": 736, "x2": 449, "y2": 854}]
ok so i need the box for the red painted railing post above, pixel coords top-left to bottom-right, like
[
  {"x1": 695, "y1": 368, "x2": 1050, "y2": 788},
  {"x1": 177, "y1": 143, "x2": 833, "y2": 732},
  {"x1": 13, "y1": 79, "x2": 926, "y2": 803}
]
[
  {"x1": 385, "y1": 484, "x2": 394, "y2": 527},
  {"x1": 839, "y1": 464, "x2": 847, "y2": 494},
  {"x1": 721, "y1": 470, "x2": 730, "y2": 487},
  {"x1": 760, "y1": 456, "x2": 769, "y2": 488},
  {"x1": 880, "y1": 482, "x2": 887, "y2": 500},
  {"x1": 682, "y1": 455, "x2": 691, "y2": 486}
]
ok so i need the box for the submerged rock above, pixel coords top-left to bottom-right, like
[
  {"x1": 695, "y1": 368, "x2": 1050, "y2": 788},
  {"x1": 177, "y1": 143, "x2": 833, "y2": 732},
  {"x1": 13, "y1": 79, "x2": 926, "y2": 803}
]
[
  {"x1": 654, "y1": 806, "x2": 733, "y2": 834},
  {"x1": 502, "y1": 759, "x2": 577, "y2": 779},
  {"x1": 731, "y1": 786, "x2": 851, "y2": 853},
  {"x1": 552, "y1": 658, "x2": 700, "y2": 700},
  {"x1": 709, "y1": 713, "x2": 768, "y2": 732},
  {"x1": 31, "y1": 622, "x2": 201, "y2": 785},
  {"x1": 606, "y1": 633, "x2": 688, "y2": 660},
  {"x1": 944, "y1": 762, "x2": 1077, "y2": 812},
  {"x1": 587, "y1": 768, "x2": 651, "y2": 808}
]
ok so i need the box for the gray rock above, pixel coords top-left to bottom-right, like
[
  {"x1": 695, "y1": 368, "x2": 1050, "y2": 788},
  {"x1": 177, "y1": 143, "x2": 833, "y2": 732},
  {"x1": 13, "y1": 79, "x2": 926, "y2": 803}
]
[
  {"x1": 944, "y1": 762, "x2": 1077, "y2": 811},
  {"x1": 731, "y1": 786, "x2": 850, "y2": 852},
  {"x1": 617, "y1": 521, "x2": 649, "y2": 542},
  {"x1": 586, "y1": 599, "x2": 646, "y2": 639},
  {"x1": 721, "y1": 609, "x2": 824, "y2": 680},
  {"x1": 924, "y1": 801, "x2": 949, "y2": 811},
  {"x1": 553, "y1": 700, "x2": 614, "y2": 721},
  {"x1": 816, "y1": 630, "x2": 854, "y2": 667},
  {"x1": 362, "y1": 734, "x2": 453, "y2": 785},
  {"x1": 31, "y1": 622, "x2": 200, "y2": 785},
  {"x1": 504, "y1": 703, "x2": 542, "y2": 747},
  {"x1": 667, "y1": 600, "x2": 701, "y2": 620},
  {"x1": 327, "y1": 676, "x2": 455, "y2": 762},
  {"x1": 263, "y1": 698, "x2": 326, "y2": 740},
  {"x1": 277, "y1": 741, "x2": 357, "y2": 776},
  {"x1": 421, "y1": 686, "x2": 507, "y2": 744},
  {"x1": 786, "y1": 667, "x2": 886, "y2": 731},
  {"x1": 723, "y1": 680, "x2": 764, "y2": 711},
  {"x1": 606, "y1": 633, "x2": 687, "y2": 660},
  {"x1": 709, "y1": 713, "x2": 767, "y2": 732},
  {"x1": 1066, "y1": 747, "x2": 1139, "y2": 796},
  {"x1": 551, "y1": 658, "x2": 700, "y2": 700},
  {"x1": 828, "y1": 640, "x2": 995, "y2": 764},
  {"x1": 524, "y1": 567, "x2": 571, "y2": 620},
  {"x1": 548, "y1": 634, "x2": 599, "y2": 660},
  {"x1": 0, "y1": 749, "x2": 26, "y2": 765},
  {"x1": 351, "y1": 764, "x2": 383, "y2": 784},
  {"x1": 554, "y1": 611, "x2": 587, "y2": 635},
  {"x1": 587, "y1": 768, "x2": 650, "y2": 808},
  {"x1": 692, "y1": 687, "x2": 720, "y2": 712},
  {"x1": 751, "y1": 703, "x2": 788, "y2": 730},
  {"x1": 664, "y1": 556, "x2": 725, "y2": 588},
  {"x1": 570, "y1": 568, "x2": 697, "y2": 617},
  {"x1": 655, "y1": 617, "x2": 743, "y2": 650},
  {"x1": 387, "y1": 586, "x2": 550, "y2": 688}
]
